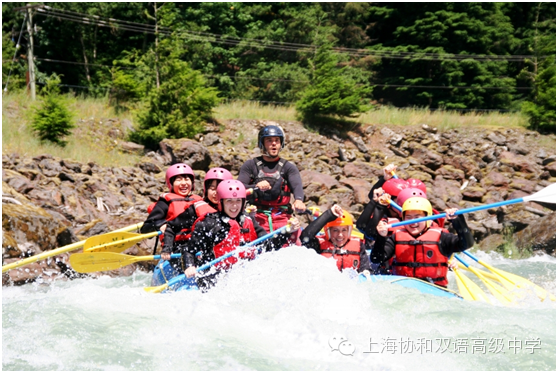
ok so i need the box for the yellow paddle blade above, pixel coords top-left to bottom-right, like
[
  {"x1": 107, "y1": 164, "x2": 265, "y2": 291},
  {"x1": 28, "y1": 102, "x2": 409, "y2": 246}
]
[
  {"x1": 2, "y1": 222, "x2": 144, "y2": 273},
  {"x1": 454, "y1": 269, "x2": 492, "y2": 303},
  {"x1": 84, "y1": 231, "x2": 160, "y2": 253},
  {"x1": 458, "y1": 264, "x2": 520, "y2": 297},
  {"x1": 144, "y1": 283, "x2": 169, "y2": 293},
  {"x1": 351, "y1": 226, "x2": 364, "y2": 239},
  {"x1": 476, "y1": 259, "x2": 555, "y2": 302},
  {"x1": 468, "y1": 267, "x2": 513, "y2": 305},
  {"x1": 453, "y1": 269, "x2": 475, "y2": 301},
  {"x1": 70, "y1": 252, "x2": 155, "y2": 273}
]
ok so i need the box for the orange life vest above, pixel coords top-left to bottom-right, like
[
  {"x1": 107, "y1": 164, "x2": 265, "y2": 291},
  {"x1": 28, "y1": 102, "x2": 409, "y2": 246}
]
[
  {"x1": 213, "y1": 216, "x2": 258, "y2": 270},
  {"x1": 392, "y1": 227, "x2": 449, "y2": 286},
  {"x1": 317, "y1": 236, "x2": 362, "y2": 271}
]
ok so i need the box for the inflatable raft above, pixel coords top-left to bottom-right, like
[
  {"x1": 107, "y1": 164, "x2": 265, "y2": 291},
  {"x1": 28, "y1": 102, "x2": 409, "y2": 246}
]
[
  {"x1": 152, "y1": 260, "x2": 462, "y2": 299},
  {"x1": 358, "y1": 274, "x2": 462, "y2": 299}
]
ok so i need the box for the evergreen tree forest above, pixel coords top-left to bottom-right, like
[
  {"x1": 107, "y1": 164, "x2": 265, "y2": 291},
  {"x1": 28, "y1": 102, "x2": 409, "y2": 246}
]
[{"x1": 2, "y1": 2, "x2": 556, "y2": 136}]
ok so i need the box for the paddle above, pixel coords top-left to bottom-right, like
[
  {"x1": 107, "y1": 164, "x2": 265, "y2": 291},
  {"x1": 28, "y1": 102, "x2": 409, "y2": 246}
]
[
  {"x1": 454, "y1": 254, "x2": 513, "y2": 305},
  {"x1": 453, "y1": 267, "x2": 491, "y2": 303},
  {"x1": 2, "y1": 222, "x2": 144, "y2": 273},
  {"x1": 453, "y1": 267, "x2": 475, "y2": 301},
  {"x1": 387, "y1": 183, "x2": 556, "y2": 229},
  {"x1": 144, "y1": 226, "x2": 289, "y2": 293},
  {"x1": 69, "y1": 252, "x2": 181, "y2": 273},
  {"x1": 84, "y1": 231, "x2": 162, "y2": 253},
  {"x1": 462, "y1": 251, "x2": 555, "y2": 302}
]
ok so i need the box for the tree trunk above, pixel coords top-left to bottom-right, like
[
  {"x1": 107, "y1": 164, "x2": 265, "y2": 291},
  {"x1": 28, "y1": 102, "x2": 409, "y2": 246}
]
[{"x1": 79, "y1": 31, "x2": 91, "y2": 83}]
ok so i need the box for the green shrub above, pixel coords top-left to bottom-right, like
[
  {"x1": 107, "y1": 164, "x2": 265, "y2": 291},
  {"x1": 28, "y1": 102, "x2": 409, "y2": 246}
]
[
  {"x1": 296, "y1": 43, "x2": 372, "y2": 122},
  {"x1": 31, "y1": 76, "x2": 75, "y2": 147},
  {"x1": 129, "y1": 58, "x2": 220, "y2": 149},
  {"x1": 521, "y1": 61, "x2": 556, "y2": 132}
]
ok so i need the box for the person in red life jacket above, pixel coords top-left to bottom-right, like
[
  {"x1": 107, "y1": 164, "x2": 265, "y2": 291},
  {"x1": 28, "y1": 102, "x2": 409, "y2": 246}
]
[
  {"x1": 182, "y1": 180, "x2": 301, "y2": 291},
  {"x1": 160, "y1": 167, "x2": 234, "y2": 263},
  {"x1": 237, "y1": 125, "x2": 306, "y2": 243},
  {"x1": 300, "y1": 204, "x2": 371, "y2": 274},
  {"x1": 373, "y1": 197, "x2": 474, "y2": 287},
  {"x1": 396, "y1": 186, "x2": 446, "y2": 228},
  {"x1": 140, "y1": 164, "x2": 214, "y2": 263}
]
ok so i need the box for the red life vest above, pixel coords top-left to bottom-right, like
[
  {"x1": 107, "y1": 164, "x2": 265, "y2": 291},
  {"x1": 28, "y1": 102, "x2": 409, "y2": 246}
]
[
  {"x1": 252, "y1": 157, "x2": 292, "y2": 208},
  {"x1": 213, "y1": 216, "x2": 258, "y2": 270},
  {"x1": 392, "y1": 228, "x2": 449, "y2": 286},
  {"x1": 147, "y1": 193, "x2": 216, "y2": 243},
  {"x1": 317, "y1": 236, "x2": 362, "y2": 271},
  {"x1": 432, "y1": 208, "x2": 445, "y2": 228}
]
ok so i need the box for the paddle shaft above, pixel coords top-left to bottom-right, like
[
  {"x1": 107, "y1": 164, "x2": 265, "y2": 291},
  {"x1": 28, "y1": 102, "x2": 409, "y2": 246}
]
[
  {"x1": 2, "y1": 222, "x2": 144, "y2": 273},
  {"x1": 147, "y1": 226, "x2": 288, "y2": 292},
  {"x1": 389, "y1": 197, "x2": 527, "y2": 228},
  {"x1": 85, "y1": 230, "x2": 161, "y2": 252}
]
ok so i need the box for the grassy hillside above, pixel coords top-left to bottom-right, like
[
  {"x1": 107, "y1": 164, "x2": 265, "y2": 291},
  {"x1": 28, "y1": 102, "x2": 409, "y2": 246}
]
[{"x1": 2, "y1": 92, "x2": 533, "y2": 167}]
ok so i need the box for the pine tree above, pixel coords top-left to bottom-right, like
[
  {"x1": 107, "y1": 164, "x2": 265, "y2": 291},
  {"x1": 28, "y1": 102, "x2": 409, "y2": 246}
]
[
  {"x1": 296, "y1": 43, "x2": 371, "y2": 121},
  {"x1": 31, "y1": 75, "x2": 75, "y2": 147}
]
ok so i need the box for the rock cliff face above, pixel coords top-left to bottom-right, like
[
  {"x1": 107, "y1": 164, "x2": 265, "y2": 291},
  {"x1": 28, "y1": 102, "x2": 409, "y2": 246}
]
[{"x1": 2, "y1": 119, "x2": 556, "y2": 285}]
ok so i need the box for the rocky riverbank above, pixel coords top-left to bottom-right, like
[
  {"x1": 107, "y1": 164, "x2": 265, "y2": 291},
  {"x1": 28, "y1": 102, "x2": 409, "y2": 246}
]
[{"x1": 2, "y1": 119, "x2": 556, "y2": 285}]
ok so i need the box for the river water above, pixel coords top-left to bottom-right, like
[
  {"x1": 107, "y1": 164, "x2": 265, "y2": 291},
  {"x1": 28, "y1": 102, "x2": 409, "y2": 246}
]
[{"x1": 2, "y1": 247, "x2": 556, "y2": 371}]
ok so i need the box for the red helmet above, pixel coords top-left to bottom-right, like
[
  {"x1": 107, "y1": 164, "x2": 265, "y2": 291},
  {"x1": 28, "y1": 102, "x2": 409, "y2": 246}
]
[
  {"x1": 382, "y1": 178, "x2": 409, "y2": 198},
  {"x1": 216, "y1": 180, "x2": 246, "y2": 211},
  {"x1": 406, "y1": 178, "x2": 427, "y2": 194},
  {"x1": 204, "y1": 167, "x2": 233, "y2": 197},
  {"x1": 396, "y1": 187, "x2": 427, "y2": 208},
  {"x1": 165, "y1": 163, "x2": 194, "y2": 192}
]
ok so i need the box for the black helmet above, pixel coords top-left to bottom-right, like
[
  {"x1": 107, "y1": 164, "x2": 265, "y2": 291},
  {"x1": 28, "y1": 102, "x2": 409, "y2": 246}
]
[{"x1": 258, "y1": 125, "x2": 285, "y2": 150}]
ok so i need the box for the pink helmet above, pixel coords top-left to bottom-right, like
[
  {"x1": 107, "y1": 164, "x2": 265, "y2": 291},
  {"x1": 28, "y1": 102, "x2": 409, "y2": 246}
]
[
  {"x1": 204, "y1": 167, "x2": 233, "y2": 196},
  {"x1": 382, "y1": 178, "x2": 409, "y2": 198},
  {"x1": 216, "y1": 180, "x2": 246, "y2": 211},
  {"x1": 396, "y1": 187, "x2": 427, "y2": 208},
  {"x1": 165, "y1": 163, "x2": 194, "y2": 192},
  {"x1": 406, "y1": 178, "x2": 427, "y2": 194}
]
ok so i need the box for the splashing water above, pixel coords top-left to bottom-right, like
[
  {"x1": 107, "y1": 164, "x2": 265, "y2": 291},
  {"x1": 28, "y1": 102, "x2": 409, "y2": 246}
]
[{"x1": 3, "y1": 247, "x2": 556, "y2": 370}]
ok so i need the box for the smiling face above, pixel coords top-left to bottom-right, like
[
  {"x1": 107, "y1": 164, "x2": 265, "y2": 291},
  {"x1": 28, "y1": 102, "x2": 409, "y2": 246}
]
[
  {"x1": 206, "y1": 180, "x2": 219, "y2": 205},
  {"x1": 403, "y1": 210, "x2": 427, "y2": 236},
  {"x1": 222, "y1": 198, "x2": 243, "y2": 219},
  {"x1": 328, "y1": 226, "x2": 351, "y2": 247},
  {"x1": 263, "y1": 136, "x2": 281, "y2": 158},
  {"x1": 172, "y1": 175, "x2": 192, "y2": 197}
]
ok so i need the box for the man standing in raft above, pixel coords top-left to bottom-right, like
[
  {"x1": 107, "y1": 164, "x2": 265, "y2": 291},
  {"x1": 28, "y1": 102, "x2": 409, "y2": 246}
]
[
  {"x1": 373, "y1": 197, "x2": 474, "y2": 287},
  {"x1": 238, "y1": 125, "x2": 306, "y2": 241}
]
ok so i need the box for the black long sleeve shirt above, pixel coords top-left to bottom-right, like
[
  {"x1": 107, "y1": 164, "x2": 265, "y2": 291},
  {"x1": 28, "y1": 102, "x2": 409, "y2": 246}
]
[
  {"x1": 237, "y1": 157, "x2": 305, "y2": 202},
  {"x1": 355, "y1": 177, "x2": 386, "y2": 236}
]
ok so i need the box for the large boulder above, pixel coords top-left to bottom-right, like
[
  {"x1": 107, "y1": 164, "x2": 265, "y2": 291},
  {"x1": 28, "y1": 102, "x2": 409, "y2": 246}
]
[
  {"x1": 498, "y1": 151, "x2": 537, "y2": 174},
  {"x1": 159, "y1": 139, "x2": 212, "y2": 170},
  {"x1": 513, "y1": 212, "x2": 556, "y2": 256},
  {"x1": 339, "y1": 178, "x2": 372, "y2": 205}
]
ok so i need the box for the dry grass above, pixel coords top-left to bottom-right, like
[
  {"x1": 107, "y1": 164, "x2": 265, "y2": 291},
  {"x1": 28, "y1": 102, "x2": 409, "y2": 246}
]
[
  {"x1": 353, "y1": 106, "x2": 530, "y2": 130},
  {"x1": 214, "y1": 100, "x2": 298, "y2": 122},
  {"x1": 2, "y1": 91, "x2": 141, "y2": 167},
  {"x1": 3, "y1": 93, "x2": 534, "y2": 168}
]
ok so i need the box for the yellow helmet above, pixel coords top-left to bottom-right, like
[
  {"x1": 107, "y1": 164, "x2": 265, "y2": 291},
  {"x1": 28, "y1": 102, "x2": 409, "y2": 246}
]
[
  {"x1": 402, "y1": 197, "x2": 433, "y2": 227},
  {"x1": 324, "y1": 210, "x2": 353, "y2": 240}
]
